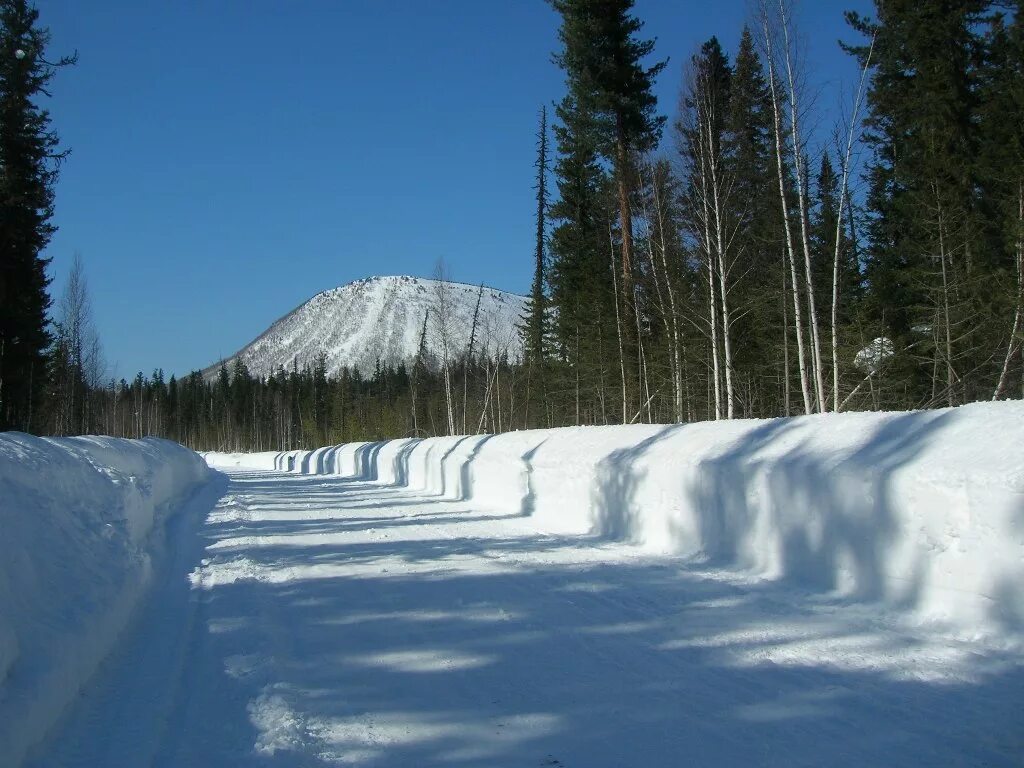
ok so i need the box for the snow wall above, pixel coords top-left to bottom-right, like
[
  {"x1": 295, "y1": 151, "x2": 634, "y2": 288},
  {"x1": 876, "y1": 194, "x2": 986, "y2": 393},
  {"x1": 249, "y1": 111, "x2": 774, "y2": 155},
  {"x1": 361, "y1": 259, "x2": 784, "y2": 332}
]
[
  {"x1": 207, "y1": 401, "x2": 1024, "y2": 634},
  {"x1": 0, "y1": 434, "x2": 211, "y2": 767}
]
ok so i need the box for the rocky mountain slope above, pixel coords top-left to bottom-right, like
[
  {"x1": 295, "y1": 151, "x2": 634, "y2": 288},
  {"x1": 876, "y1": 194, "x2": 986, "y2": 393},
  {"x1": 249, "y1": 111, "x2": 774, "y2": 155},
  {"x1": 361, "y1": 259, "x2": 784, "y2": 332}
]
[{"x1": 205, "y1": 276, "x2": 526, "y2": 379}]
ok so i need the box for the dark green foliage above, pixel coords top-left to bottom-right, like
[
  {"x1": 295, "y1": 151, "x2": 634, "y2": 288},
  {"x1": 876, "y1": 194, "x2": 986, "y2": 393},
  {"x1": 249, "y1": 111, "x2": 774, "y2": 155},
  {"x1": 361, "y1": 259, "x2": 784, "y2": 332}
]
[
  {"x1": 14, "y1": 1, "x2": 1024, "y2": 449},
  {"x1": 720, "y1": 27, "x2": 789, "y2": 416},
  {"x1": 521, "y1": 106, "x2": 553, "y2": 428},
  {"x1": 548, "y1": 0, "x2": 665, "y2": 421},
  {"x1": 977, "y1": 3, "x2": 1024, "y2": 399},
  {"x1": 546, "y1": 90, "x2": 617, "y2": 422},
  {"x1": 550, "y1": 0, "x2": 666, "y2": 156},
  {"x1": 0, "y1": 0, "x2": 73, "y2": 430},
  {"x1": 844, "y1": 0, "x2": 999, "y2": 406},
  {"x1": 71, "y1": 353, "x2": 519, "y2": 451},
  {"x1": 525, "y1": 106, "x2": 549, "y2": 365}
]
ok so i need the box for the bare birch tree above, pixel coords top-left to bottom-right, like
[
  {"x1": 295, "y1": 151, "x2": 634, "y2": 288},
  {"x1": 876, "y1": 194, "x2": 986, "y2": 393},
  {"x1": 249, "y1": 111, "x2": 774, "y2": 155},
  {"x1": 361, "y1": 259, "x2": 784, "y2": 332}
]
[
  {"x1": 779, "y1": 2, "x2": 826, "y2": 410},
  {"x1": 463, "y1": 283, "x2": 483, "y2": 434},
  {"x1": 53, "y1": 253, "x2": 105, "y2": 435},
  {"x1": 762, "y1": 3, "x2": 813, "y2": 415},
  {"x1": 830, "y1": 33, "x2": 874, "y2": 411},
  {"x1": 994, "y1": 182, "x2": 1024, "y2": 400},
  {"x1": 431, "y1": 259, "x2": 457, "y2": 435},
  {"x1": 678, "y1": 46, "x2": 740, "y2": 419}
]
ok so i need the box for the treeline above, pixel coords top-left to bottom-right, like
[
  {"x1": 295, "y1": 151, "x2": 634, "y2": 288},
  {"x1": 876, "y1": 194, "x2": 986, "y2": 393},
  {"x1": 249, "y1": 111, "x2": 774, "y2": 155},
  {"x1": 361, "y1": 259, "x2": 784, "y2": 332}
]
[
  {"x1": 0, "y1": 0, "x2": 74, "y2": 433},
  {"x1": 525, "y1": 0, "x2": 1024, "y2": 426},
  {"x1": 3, "y1": 0, "x2": 1022, "y2": 450},
  {"x1": 63, "y1": 353, "x2": 524, "y2": 452}
]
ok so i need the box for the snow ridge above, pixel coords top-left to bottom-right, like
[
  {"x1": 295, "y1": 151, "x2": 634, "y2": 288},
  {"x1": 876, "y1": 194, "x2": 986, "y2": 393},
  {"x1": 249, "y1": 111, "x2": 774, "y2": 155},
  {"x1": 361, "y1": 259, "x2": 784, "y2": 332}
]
[
  {"x1": 211, "y1": 401, "x2": 1024, "y2": 634},
  {"x1": 206, "y1": 275, "x2": 527, "y2": 379},
  {"x1": 0, "y1": 435, "x2": 211, "y2": 767}
]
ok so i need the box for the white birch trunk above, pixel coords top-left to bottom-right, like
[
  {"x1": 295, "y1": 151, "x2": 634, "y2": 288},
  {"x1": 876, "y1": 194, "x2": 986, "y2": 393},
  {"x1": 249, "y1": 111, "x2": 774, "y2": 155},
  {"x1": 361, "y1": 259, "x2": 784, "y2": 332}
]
[
  {"x1": 763, "y1": 11, "x2": 813, "y2": 415},
  {"x1": 936, "y1": 193, "x2": 956, "y2": 407},
  {"x1": 609, "y1": 224, "x2": 628, "y2": 424},
  {"x1": 778, "y1": 0, "x2": 826, "y2": 411},
  {"x1": 652, "y1": 175, "x2": 686, "y2": 422},
  {"x1": 695, "y1": 113, "x2": 723, "y2": 420},
  {"x1": 640, "y1": 171, "x2": 679, "y2": 421},
  {"x1": 831, "y1": 34, "x2": 874, "y2": 411},
  {"x1": 994, "y1": 182, "x2": 1024, "y2": 400},
  {"x1": 707, "y1": 134, "x2": 736, "y2": 419}
]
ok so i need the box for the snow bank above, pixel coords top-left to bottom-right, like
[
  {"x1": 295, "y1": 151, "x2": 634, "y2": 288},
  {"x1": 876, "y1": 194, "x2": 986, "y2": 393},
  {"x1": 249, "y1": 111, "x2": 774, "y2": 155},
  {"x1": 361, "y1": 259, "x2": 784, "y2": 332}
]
[
  {"x1": 204, "y1": 450, "x2": 298, "y2": 471},
  {"x1": 0, "y1": 434, "x2": 211, "y2": 767},
  {"x1": 207, "y1": 401, "x2": 1024, "y2": 634}
]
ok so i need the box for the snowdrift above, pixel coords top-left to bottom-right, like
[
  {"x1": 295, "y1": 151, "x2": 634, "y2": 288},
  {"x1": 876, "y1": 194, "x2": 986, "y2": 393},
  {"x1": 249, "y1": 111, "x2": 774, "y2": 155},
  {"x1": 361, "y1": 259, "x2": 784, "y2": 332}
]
[
  {"x1": 212, "y1": 402, "x2": 1024, "y2": 634},
  {"x1": 0, "y1": 434, "x2": 211, "y2": 766}
]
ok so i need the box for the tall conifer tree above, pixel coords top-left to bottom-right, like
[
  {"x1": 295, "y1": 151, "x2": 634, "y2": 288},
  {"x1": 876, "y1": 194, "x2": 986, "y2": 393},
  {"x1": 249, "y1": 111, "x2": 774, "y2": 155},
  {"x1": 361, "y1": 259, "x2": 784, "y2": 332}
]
[
  {"x1": 846, "y1": 0, "x2": 991, "y2": 406},
  {"x1": 723, "y1": 26, "x2": 784, "y2": 416},
  {"x1": 551, "y1": 0, "x2": 665, "y2": 420},
  {"x1": 0, "y1": 0, "x2": 73, "y2": 430},
  {"x1": 548, "y1": 91, "x2": 613, "y2": 422},
  {"x1": 524, "y1": 105, "x2": 549, "y2": 367},
  {"x1": 522, "y1": 106, "x2": 550, "y2": 427},
  {"x1": 979, "y1": 4, "x2": 1024, "y2": 399}
]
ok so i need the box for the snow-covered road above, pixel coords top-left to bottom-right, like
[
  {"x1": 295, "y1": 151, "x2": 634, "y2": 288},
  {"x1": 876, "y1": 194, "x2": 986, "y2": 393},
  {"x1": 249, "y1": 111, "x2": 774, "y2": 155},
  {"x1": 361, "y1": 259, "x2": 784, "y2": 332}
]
[{"x1": 30, "y1": 465, "x2": 1024, "y2": 767}]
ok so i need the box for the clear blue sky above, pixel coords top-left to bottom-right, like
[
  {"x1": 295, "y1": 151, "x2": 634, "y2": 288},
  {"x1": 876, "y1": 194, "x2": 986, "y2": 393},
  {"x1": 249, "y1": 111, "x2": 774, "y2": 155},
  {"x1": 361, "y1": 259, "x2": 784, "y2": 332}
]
[{"x1": 38, "y1": 0, "x2": 871, "y2": 379}]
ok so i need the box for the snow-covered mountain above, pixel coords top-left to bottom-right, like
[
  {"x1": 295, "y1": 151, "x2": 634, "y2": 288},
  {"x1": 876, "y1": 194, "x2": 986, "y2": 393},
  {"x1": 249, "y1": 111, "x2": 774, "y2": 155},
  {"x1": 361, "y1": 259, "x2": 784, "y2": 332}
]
[{"x1": 206, "y1": 276, "x2": 527, "y2": 379}]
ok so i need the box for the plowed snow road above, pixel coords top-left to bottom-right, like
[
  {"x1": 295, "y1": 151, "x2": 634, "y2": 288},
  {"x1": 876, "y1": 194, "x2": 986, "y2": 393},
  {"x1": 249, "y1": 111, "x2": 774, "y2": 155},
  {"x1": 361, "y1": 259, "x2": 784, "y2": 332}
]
[{"x1": 29, "y1": 465, "x2": 1024, "y2": 767}]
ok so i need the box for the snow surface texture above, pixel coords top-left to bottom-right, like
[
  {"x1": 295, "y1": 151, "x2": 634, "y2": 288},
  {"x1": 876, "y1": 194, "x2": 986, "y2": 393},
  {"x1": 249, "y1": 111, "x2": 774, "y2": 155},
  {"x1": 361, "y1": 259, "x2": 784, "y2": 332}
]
[
  {"x1": 23, "y1": 404, "x2": 1024, "y2": 767},
  {"x1": 211, "y1": 401, "x2": 1024, "y2": 633},
  {"x1": 204, "y1": 275, "x2": 527, "y2": 379},
  {"x1": 0, "y1": 435, "x2": 211, "y2": 767}
]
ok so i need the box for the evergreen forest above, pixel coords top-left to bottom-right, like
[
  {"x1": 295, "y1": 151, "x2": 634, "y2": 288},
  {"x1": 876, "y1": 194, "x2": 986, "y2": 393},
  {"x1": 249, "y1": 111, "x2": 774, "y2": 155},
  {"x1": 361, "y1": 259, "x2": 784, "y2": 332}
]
[{"x1": 2, "y1": 0, "x2": 1022, "y2": 451}]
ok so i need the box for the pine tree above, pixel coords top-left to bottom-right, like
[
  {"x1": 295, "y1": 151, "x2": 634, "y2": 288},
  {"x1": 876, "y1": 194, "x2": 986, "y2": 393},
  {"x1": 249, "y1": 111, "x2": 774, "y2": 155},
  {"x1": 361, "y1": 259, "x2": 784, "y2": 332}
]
[
  {"x1": 0, "y1": 0, "x2": 73, "y2": 431},
  {"x1": 845, "y1": 0, "x2": 991, "y2": 407},
  {"x1": 722, "y1": 26, "x2": 785, "y2": 417},
  {"x1": 522, "y1": 106, "x2": 550, "y2": 426},
  {"x1": 551, "y1": 0, "x2": 665, "y2": 421},
  {"x1": 811, "y1": 154, "x2": 841, "y2": 298},
  {"x1": 979, "y1": 4, "x2": 1024, "y2": 399},
  {"x1": 679, "y1": 37, "x2": 746, "y2": 419},
  {"x1": 525, "y1": 105, "x2": 549, "y2": 363},
  {"x1": 548, "y1": 91, "x2": 614, "y2": 423}
]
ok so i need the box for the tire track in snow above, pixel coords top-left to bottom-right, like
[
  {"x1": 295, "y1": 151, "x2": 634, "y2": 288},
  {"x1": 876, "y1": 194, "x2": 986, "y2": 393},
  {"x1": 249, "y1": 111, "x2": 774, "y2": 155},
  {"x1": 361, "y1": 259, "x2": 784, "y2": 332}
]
[{"x1": 30, "y1": 465, "x2": 1024, "y2": 767}]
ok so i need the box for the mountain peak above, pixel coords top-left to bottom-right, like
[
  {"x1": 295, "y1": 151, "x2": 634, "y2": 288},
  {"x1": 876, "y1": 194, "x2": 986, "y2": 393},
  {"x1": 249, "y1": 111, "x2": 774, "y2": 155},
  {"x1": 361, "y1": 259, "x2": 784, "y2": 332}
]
[{"x1": 206, "y1": 276, "x2": 527, "y2": 379}]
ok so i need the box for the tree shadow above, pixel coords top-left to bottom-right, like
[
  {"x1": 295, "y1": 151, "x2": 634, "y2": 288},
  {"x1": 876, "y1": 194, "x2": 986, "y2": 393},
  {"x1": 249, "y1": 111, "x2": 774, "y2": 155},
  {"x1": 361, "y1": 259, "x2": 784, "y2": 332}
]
[
  {"x1": 592, "y1": 426, "x2": 678, "y2": 540},
  {"x1": 184, "y1": 464, "x2": 1024, "y2": 767},
  {"x1": 579, "y1": 413, "x2": 979, "y2": 621}
]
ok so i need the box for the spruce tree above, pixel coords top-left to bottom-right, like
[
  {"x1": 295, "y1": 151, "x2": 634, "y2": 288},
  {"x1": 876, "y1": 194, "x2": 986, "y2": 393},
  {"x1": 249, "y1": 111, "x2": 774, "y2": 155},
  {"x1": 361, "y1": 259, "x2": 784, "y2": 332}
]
[
  {"x1": 677, "y1": 37, "x2": 735, "y2": 419},
  {"x1": 978, "y1": 4, "x2": 1024, "y2": 399},
  {"x1": 0, "y1": 0, "x2": 73, "y2": 431},
  {"x1": 722, "y1": 26, "x2": 784, "y2": 416},
  {"x1": 548, "y1": 91, "x2": 614, "y2": 423},
  {"x1": 523, "y1": 108, "x2": 549, "y2": 366},
  {"x1": 551, "y1": 0, "x2": 665, "y2": 420},
  {"x1": 846, "y1": 0, "x2": 991, "y2": 407},
  {"x1": 522, "y1": 105, "x2": 550, "y2": 427},
  {"x1": 551, "y1": 0, "x2": 665, "y2": 281},
  {"x1": 811, "y1": 154, "x2": 841, "y2": 296}
]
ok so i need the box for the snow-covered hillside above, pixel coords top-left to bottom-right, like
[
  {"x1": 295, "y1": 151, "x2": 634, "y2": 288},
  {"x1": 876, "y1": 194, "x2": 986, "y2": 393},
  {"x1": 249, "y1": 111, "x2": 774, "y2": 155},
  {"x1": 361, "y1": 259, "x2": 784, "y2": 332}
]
[{"x1": 205, "y1": 276, "x2": 527, "y2": 379}]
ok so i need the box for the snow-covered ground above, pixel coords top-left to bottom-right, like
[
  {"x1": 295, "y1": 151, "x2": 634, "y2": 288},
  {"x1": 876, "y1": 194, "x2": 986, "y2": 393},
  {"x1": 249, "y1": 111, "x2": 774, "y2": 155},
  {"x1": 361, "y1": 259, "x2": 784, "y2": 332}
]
[
  {"x1": 15, "y1": 402, "x2": 1024, "y2": 766},
  {"x1": 0, "y1": 434, "x2": 212, "y2": 768},
  {"x1": 234, "y1": 401, "x2": 1024, "y2": 633}
]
